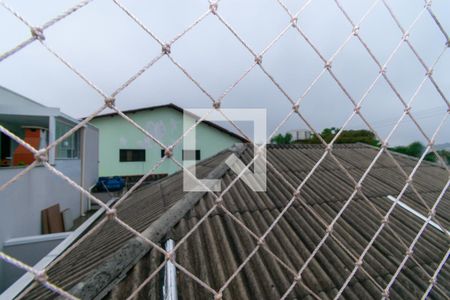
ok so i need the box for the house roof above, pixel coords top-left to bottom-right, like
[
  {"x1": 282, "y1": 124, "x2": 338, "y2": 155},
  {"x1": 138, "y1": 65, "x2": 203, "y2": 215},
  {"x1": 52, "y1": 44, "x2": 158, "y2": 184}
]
[
  {"x1": 19, "y1": 144, "x2": 449, "y2": 299},
  {"x1": 89, "y1": 103, "x2": 248, "y2": 142},
  {"x1": 0, "y1": 85, "x2": 96, "y2": 129}
]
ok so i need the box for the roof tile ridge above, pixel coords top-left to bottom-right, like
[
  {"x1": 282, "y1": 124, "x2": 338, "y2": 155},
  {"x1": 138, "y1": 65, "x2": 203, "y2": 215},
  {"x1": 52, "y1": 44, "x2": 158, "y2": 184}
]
[{"x1": 60, "y1": 143, "x2": 247, "y2": 299}]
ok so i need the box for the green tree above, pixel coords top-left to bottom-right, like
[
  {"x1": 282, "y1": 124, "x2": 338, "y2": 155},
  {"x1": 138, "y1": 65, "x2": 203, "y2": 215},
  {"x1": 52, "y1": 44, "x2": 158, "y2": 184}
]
[
  {"x1": 307, "y1": 128, "x2": 380, "y2": 146},
  {"x1": 390, "y1": 142, "x2": 450, "y2": 165},
  {"x1": 423, "y1": 149, "x2": 450, "y2": 164},
  {"x1": 391, "y1": 141, "x2": 425, "y2": 158},
  {"x1": 271, "y1": 133, "x2": 293, "y2": 145}
]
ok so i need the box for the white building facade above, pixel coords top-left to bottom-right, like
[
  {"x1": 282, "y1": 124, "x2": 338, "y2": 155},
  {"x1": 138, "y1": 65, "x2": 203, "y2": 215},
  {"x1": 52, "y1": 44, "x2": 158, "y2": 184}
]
[{"x1": 0, "y1": 86, "x2": 99, "y2": 291}]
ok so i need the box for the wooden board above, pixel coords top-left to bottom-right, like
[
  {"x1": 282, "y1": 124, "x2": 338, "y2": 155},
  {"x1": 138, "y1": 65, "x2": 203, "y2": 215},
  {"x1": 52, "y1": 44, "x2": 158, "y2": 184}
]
[
  {"x1": 42, "y1": 204, "x2": 64, "y2": 233},
  {"x1": 41, "y1": 209, "x2": 50, "y2": 234}
]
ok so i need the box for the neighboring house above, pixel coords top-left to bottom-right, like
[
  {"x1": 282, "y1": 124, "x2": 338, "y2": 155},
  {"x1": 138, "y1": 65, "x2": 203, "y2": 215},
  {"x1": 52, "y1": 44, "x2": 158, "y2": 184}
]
[
  {"x1": 0, "y1": 86, "x2": 99, "y2": 291},
  {"x1": 88, "y1": 104, "x2": 246, "y2": 177},
  {"x1": 15, "y1": 144, "x2": 449, "y2": 299}
]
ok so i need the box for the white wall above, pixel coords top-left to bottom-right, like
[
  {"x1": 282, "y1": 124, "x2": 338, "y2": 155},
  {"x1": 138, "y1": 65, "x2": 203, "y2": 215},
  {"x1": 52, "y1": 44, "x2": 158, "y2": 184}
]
[
  {"x1": 0, "y1": 164, "x2": 81, "y2": 248},
  {"x1": 0, "y1": 163, "x2": 81, "y2": 292},
  {"x1": 0, "y1": 125, "x2": 99, "y2": 292},
  {"x1": 0, "y1": 126, "x2": 99, "y2": 249},
  {"x1": 83, "y1": 125, "x2": 99, "y2": 197}
]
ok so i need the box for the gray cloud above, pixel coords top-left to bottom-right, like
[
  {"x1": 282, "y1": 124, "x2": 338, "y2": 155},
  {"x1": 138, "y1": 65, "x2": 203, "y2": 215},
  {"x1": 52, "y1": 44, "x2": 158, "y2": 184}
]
[{"x1": 0, "y1": 0, "x2": 449, "y2": 146}]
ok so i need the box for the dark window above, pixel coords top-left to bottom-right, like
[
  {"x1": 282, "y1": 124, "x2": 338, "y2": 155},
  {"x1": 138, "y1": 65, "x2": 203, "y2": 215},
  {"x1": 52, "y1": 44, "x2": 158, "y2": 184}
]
[
  {"x1": 1, "y1": 132, "x2": 11, "y2": 160},
  {"x1": 161, "y1": 149, "x2": 165, "y2": 158},
  {"x1": 120, "y1": 149, "x2": 145, "y2": 162},
  {"x1": 182, "y1": 150, "x2": 201, "y2": 161}
]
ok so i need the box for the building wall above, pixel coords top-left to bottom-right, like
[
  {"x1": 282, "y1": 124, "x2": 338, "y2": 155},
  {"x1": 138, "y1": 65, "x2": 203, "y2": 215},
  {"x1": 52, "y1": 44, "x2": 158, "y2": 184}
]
[
  {"x1": 81, "y1": 125, "x2": 99, "y2": 208},
  {"x1": 0, "y1": 126, "x2": 99, "y2": 251},
  {"x1": 0, "y1": 163, "x2": 81, "y2": 251},
  {"x1": 90, "y1": 107, "x2": 241, "y2": 176},
  {"x1": 0, "y1": 126, "x2": 99, "y2": 292}
]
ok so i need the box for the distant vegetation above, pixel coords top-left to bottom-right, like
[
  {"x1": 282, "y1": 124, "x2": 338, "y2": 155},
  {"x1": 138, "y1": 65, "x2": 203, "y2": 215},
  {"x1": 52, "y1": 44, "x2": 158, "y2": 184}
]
[
  {"x1": 307, "y1": 127, "x2": 379, "y2": 146},
  {"x1": 270, "y1": 127, "x2": 449, "y2": 164},
  {"x1": 271, "y1": 128, "x2": 379, "y2": 146},
  {"x1": 270, "y1": 133, "x2": 293, "y2": 145},
  {"x1": 391, "y1": 141, "x2": 450, "y2": 165}
]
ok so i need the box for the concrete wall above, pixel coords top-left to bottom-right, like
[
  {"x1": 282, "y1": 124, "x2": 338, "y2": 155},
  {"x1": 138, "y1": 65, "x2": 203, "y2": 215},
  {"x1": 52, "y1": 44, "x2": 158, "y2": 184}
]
[
  {"x1": 0, "y1": 126, "x2": 99, "y2": 251},
  {"x1": 90, "y1": 107, "x2": 241, "y2": 176},
  {"x1": 0, "y1": 125, "x2": 99, "y2": 292},
  {"x1": 0, "y1": 163, "x2": 81, "y2": 292},
  {"x1": 0, "y1": 163, "x2": 81, "y2": 249},
  {"x1": 81, "y1": 125, "x2": 99, "y2": 209}
]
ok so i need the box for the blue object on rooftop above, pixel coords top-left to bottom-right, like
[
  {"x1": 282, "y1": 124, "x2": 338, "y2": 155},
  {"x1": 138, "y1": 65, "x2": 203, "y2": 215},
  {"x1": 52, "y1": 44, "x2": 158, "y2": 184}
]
[{"x1": 95, "y1": 176, "x2": 125, "y2": 192}]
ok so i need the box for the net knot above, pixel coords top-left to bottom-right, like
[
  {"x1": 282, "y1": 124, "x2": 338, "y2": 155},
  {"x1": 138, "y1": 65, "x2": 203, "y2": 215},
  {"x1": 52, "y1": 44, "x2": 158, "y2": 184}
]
[
  {"x1": 324, "y1": 61, "x2": 332, "y2": 70},
  {"x1": 164, "y1": 147, "x2": 173, "y2": 158},
  {"x1": 31, "y1": 27, "x2": 45, "y2": 41},
  {"x1": 255, "y1": 55, "x2": 263, "y2": 65},
  {"x1": 292, "y1": 103, "x2": 300, "y2": 112},
  {"x1": 352, "y1": 26, "x2": 359, "y2": 36},
  {"x1": 404, "y1": 106, "x2": 411, "y2": 114},
  {"x1": 214, "y1": 293, "x2": 222, "y2": 300},
  {"x1": 326, "y1": 225, "x2": 334, "y2": 233},
  {"x1": 162, "y1": 44, "x2": 171, "y2": 55},
  {"x1": 34, "y1": 270, "x2": 48, "y2": 283},
  {"x1": 428, "y1": 209, "x2": 435, "y2": 218},
  {"x1": 34, "y1": 149, "x2": 48, "y2": 163},
  {"x1": 106, "y1": 208, "x2": 117, "y2": 220},
  {"x1": 402, "y1": 33, "x2": 410, "y2": 41},
  {"x1": 105, "y1": 97, "x2": 116, "y2": 108},
  {"x1": 165, "y1": 251, "x2": 174, "y2": 261},
  {"x1": 213, "y1": 101, "x2": 221, "y2": 109},
  {"x1": 291, "y1": 17, "x2": 298, "y2": 27},
  {"x1": 209, "y1": 2, "x2": 218, "y2": 14}
]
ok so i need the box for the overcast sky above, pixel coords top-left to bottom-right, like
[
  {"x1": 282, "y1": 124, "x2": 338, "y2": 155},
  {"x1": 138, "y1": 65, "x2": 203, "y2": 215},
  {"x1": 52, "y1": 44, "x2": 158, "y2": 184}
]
[{"x1": 0, "y1": 0, "x2": 449, "y2": 146}]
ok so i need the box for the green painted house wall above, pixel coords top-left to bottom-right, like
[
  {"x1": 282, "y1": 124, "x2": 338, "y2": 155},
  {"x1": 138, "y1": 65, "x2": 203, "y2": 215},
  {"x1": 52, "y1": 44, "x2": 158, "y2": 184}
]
[{"x1": 89, "y1": 106, "x2": 242, "y2": 176}]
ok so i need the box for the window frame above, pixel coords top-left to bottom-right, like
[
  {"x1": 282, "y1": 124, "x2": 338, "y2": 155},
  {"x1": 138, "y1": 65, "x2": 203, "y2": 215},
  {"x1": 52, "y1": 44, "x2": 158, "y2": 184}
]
[{"x1": 55, "y1": 119, "x2": 80, "y2": 159}]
